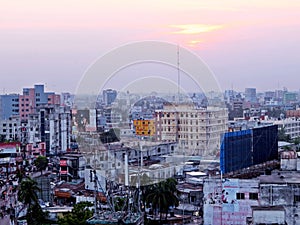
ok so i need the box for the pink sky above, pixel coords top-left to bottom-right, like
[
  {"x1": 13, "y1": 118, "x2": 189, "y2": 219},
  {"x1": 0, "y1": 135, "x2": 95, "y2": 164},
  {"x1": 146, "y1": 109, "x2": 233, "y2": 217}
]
[{"x1": 0, "y1": 0, "x2": 300, "y2": 93}]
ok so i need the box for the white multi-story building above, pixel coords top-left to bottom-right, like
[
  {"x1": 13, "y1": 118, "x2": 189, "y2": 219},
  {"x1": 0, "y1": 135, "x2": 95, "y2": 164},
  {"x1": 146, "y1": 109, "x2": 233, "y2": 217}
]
[
  {"x1": 155, "y1": 104, "x2": 228, "y2": 156},
  {"x1": 0, "y1": 116, "x2": 20, "y2": 141},
  {"x1": 266, "y1": 117, "x2": 300, "y2": 139},
  {"x1": 27, "y1": 105, "x2": 72, "y2": 154}
]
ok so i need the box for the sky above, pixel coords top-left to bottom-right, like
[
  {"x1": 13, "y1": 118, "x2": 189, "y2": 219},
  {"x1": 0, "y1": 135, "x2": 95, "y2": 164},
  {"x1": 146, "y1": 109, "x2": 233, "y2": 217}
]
[{"x1": 1, "y1": 0, "x2": 300, "y2": 95}]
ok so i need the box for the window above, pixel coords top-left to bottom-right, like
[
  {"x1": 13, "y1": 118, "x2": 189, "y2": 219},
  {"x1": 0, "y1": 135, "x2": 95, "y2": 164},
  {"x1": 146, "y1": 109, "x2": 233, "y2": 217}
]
[
  {"x1": 294, "y1": 195, "x2": 300, "y2": 203},
  {"x1": 236, "y1": 193, "x2": 245, "y2": 200},
  {"x1": 249, "y1": 193, "x2": 258, "y2": 200}
]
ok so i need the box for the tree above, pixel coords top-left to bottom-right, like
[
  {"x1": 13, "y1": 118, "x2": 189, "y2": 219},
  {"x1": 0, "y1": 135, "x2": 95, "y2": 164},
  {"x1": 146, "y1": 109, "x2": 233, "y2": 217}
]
[
  {"x1": 145, "y1": 178, "x2": 179, "y2": 223},
  {"x1": 15, "y1": 167, "x2": 29, "y2": 182},
  {"x1": 278, "y1": 128, "x2": 291, "y2": 142},
  {"x1": 17, "y1": 178, "x2": 48, "y2": 225},
  {"x1": 58, "y1": 201, "x2": 94, "y2": 225},
  {"x1": 34, "y1": 156, "x2": 48, "y2": 175},
  {"x1": 293, "y1": 137, "x2": 300, "y2": 151}
]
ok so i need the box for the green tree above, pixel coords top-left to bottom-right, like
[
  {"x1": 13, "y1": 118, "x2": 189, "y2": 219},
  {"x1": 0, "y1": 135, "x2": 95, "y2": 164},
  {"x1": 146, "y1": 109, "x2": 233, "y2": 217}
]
[
  {"x1": 278, "y1": 128, "x2": 291, "y2": 142},
  {"x1": 145, "y1": 178, "x2": 179, "y2": 222},
  {"x1": 34, "y1": 156, "x2": 48, "y2": 175},
  {"x1": 58, "y1": 201, "x2": 94, "y2": 225},
  {"x1": 15, "y1": 167, "x2": 29, "y2": 182},
  {"x1": 17, "y1": 178, "x2": 48, "y2": 225},
  {"x1": 293, "y1": 137, "x2": 300, "y2": 151},
  {"x1": 113, "y1": 197, "x2": 126, "y2": 212}
]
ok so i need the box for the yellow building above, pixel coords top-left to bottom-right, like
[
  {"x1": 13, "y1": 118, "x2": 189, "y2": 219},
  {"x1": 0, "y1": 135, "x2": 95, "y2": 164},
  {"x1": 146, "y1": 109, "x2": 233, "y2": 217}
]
[{"x1": 133, "y1": 119, "x2": 156, "y2": 136}]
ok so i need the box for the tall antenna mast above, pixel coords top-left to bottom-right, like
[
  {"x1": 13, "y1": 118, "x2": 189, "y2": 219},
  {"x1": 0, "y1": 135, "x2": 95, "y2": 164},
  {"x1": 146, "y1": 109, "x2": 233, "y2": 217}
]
[{"x1": 177, "y1": 45, "x2": 180, "y2": 103}]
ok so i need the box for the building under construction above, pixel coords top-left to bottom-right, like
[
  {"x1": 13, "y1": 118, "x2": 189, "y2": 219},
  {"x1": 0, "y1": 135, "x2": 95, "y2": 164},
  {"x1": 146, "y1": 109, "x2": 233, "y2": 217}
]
[{"x1": 220, "y1": 124, "x2": 278, "y2": 173}]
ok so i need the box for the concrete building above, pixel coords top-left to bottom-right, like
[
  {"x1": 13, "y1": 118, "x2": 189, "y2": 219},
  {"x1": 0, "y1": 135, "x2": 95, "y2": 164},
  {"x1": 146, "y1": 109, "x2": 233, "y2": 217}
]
[
  {"x1": 0, "y1": 116, "x2": 20, "y2": 141},
  {"x1": 270, "y1": 117, "x2": 300, "y2": 139},
  {"x1": 81, "y1": 140, "x2": 179, "y2": 185},
  {"x1": 245, "y1": 88, "x2": 257, "y2": 103},
  {"x1": 283, "y1": 92, "x2": 298, "y2": 105},
  {"x1": 60, "y1": 153, "x2": 86, "y2": 182},
  {"x1": 287, "y1": 109, "x2": 300, "y2": 118},
  {"x1": 203, "y1": 177, "x2": 260, "y2": 225},
  {"x1": 19, "y1": 84, "x2": 61, "y2": 120},
  {"x1": 258, "y1": 171, "x2": 300, "y2": 225},
  {"x1": 133, "y1": 119, "x2": 155, "y2": 137},
  {"x1": 26, "y1": 105, "x2": 72, "y2": 154},
  {"x1": 0, "y1": 94, "x2": 19, "y2": 120},
  {"x1": 155, "y1": 104, "x2": 228, "y2": 156},
  {"x1": 102, "y1": 89, "x2": 117, "y2": 106}
]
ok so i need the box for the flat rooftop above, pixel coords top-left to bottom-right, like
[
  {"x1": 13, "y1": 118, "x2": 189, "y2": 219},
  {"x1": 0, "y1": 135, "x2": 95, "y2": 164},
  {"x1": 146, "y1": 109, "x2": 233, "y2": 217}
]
[{"x1": 259, "y1": 171, "x2": 300, "y2": 184}]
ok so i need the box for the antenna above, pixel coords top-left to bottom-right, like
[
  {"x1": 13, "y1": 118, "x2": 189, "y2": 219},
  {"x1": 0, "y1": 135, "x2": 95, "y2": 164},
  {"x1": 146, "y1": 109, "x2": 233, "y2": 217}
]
[{"x1": 177, "y1": 45, "x2": 180, "y2": 103}]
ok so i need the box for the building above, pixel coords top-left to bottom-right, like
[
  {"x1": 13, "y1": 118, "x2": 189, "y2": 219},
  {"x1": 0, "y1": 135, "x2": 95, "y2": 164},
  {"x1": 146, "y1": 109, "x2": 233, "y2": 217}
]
[
  {"x1": 203, "y1": 177, "x2": 260, "y2": 225},
  {"x1": 258, "y1": 171, "x2": 300, "y2": 225},
  {"x1": 133, "y1": 119, "x2": 155, "y2": 137},
  {"x1": 271, "y1": 118, "x2": 300, "y2": 139},
  {"x1": 33, "y1": 173, "x2": 52, "y2": 203},
  {"x1": 283, "y1": 92, "x2": 298, "y2": 105},
  {"x1": 81, "y1": 139, "x2": 179, "y2": 185},
  {"x1": 0, "y1": 142, "x2": 22, "y2": 177},
  {"x1": 103, "y1": 89, "x2": 117, "y2": 106},
  {"x1": 0, "y1": 116, "x2": 20, "y2": 141},
  {"x1": 26, "y1": 105, "x2": 72, "y2": 154},
  {"x1": 59, "y1": 153, "x2": 86, "y2": 182},
  {"x1": 19, "y1": 84, "x2": 61, "y2": 120},
  {"x1": 245, "y1": 88, "x2": 257, "y2": 103},
  {"x1": 155, "y1": 104, "x2": 228, "y2": 156},
  {"x1": 95, "y1": 107, "x2": 121, "y2": 132},
  {"x1": 0, "y1": 94, "x2": 19, "y2": 120},
  {"x1": 286, "y1": 109, "x2": 300, "y2": 118},
  {"x1": 72, "y1": 109, "x2": 97, "y2": 133},
  {"x1": 220, "y1": 124, "x2": 278, "y2": 174}
]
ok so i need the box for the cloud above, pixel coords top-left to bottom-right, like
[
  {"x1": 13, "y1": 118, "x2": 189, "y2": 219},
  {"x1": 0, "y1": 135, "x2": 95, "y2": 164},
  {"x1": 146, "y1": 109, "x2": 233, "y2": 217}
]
[
  {"x1": 187, "y1": 40, "x2": 204, "y2": 47},
  {"x1": 170, "y1": 24, "x2": 224, "y2": 34}
]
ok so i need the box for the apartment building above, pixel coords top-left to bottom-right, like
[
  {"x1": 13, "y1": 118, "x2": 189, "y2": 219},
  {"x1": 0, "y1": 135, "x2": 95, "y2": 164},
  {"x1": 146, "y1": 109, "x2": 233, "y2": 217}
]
[
  {"x1": 203, "y1": 177, "x2": 260, "y2": 225},
  {"x1": 155, "y1": 104, "x2": 228, "y2": 156},
  {"x1": 0, "y1": 94, "x2": 19, "y2": 120},
  {"x1": 269, "y1": 118, "x2": 300, "y2": 139},
  {"x1": 19, "y1": 84, "x2": 60, "y2": 120},
  {"x1": 133, "y1": 119, "x2": 156, "y2": 136},
  {"x1": 0, "y1": 116, "x2": 20, "y2": 141},
  {"x1": 26, "y1": 105, "x2": 72, "y2": 154}
]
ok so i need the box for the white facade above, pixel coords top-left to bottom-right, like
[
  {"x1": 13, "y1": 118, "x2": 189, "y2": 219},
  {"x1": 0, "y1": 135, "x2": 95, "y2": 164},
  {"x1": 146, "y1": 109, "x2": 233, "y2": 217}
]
[
  {"x1": 269, "y1": 117, "x2": 300, "y2": 139},
  {"x1": 203, "y1": 178, "x2": 259, "y2": 225},
  {"x1": 155, "y1": 104, "x2": 228, "y2": 156},
  {"x1": 0, "y1": 117, "x2": 20, "y2": 141}
]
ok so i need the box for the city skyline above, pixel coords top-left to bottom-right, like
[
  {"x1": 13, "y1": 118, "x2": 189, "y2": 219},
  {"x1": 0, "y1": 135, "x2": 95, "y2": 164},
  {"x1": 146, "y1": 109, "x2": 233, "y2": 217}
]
[{"x1": 1, "y1": 1, "x2": 300, "y2": 94}]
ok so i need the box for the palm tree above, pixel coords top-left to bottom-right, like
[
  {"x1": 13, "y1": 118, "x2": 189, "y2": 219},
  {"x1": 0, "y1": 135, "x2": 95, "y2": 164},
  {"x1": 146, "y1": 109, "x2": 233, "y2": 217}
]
[
  {"x1": 34, "y1": 156, "x2": 48, "y2": 175},
  {"x1": 18, "y1": 178, "x2": 39, "y2": 207},
  {"x1": 17, "y1": 178, "x2": 47, "y2": 225},
  {"x1": 14, "y1": 167, "x2": 29, "y2": 182},
  {"x1": 145, "y1": 178, "x2": 179, "y2": 223}
]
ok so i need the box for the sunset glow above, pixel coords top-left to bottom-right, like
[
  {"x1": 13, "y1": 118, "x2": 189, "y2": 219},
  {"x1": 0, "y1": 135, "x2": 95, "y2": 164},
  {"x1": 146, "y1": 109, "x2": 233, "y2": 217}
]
[
  {"x1": 170, "y1": 24, "x2": 224, "y2": 35},
  {"x1": 0, "y1": 0, "x2": 299, "y2": 92}
]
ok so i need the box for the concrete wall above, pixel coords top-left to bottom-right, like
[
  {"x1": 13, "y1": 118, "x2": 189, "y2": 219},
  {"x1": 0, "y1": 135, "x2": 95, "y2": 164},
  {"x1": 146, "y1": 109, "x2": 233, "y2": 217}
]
[{"x1": 253, "y1": 209, "x2": 285, "y2": 224}]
